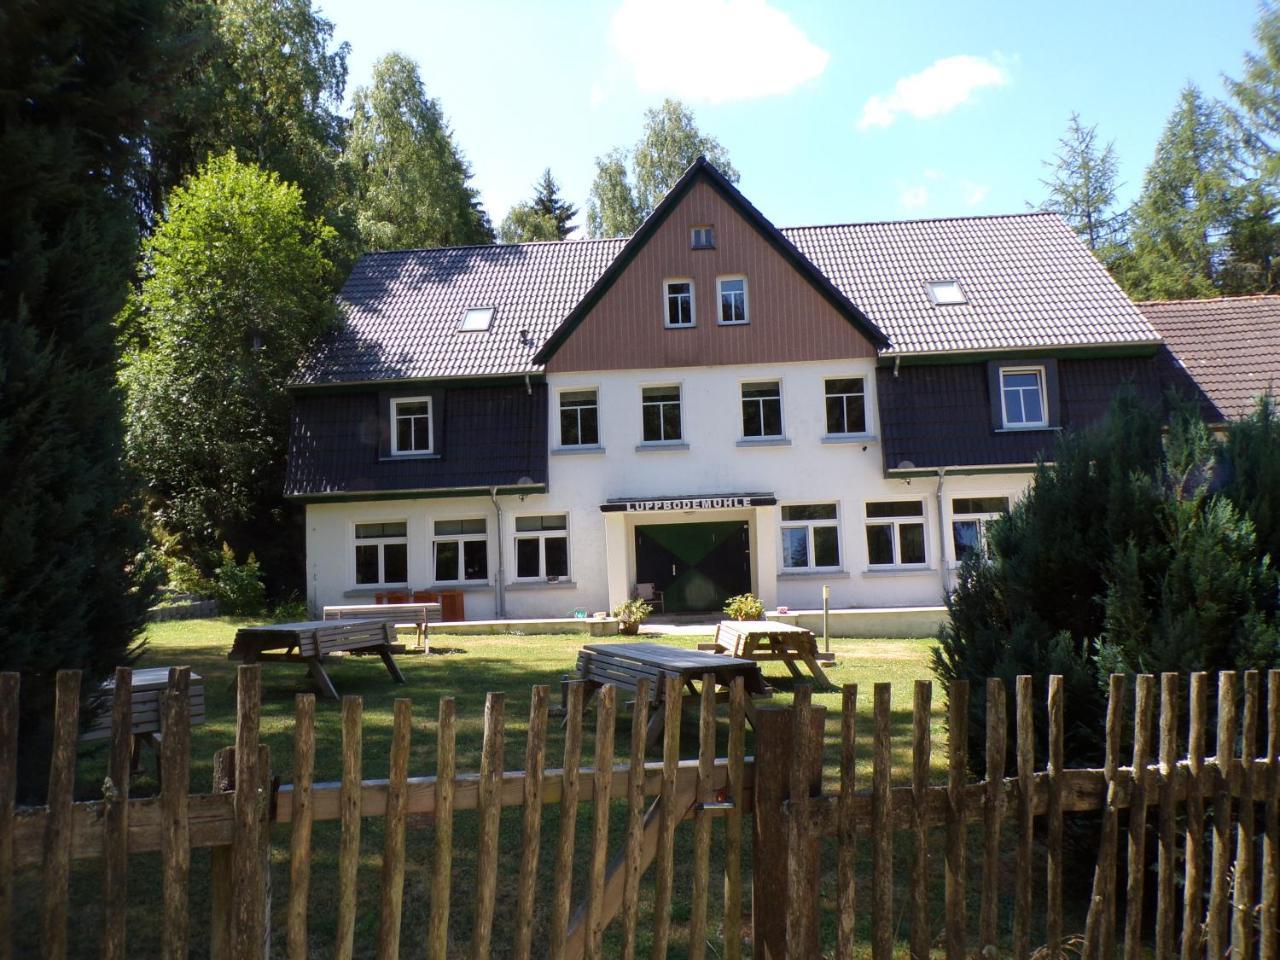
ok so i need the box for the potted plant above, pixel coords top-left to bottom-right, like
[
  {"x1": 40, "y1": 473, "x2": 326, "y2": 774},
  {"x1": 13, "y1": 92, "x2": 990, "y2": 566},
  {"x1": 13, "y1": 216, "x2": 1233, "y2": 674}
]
[
  {"x1": 612, "y1": 597, "x2": 653, "y2": 635},
  {"x1": 723, "y1": 593, "x2": 765, "y2": 621}
]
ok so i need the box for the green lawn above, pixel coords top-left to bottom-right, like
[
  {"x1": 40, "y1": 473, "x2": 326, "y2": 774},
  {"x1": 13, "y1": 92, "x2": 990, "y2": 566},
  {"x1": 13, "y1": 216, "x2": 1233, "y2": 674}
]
[{"x1": 21, "y1": 618, "x2": 952, "y2": 958}]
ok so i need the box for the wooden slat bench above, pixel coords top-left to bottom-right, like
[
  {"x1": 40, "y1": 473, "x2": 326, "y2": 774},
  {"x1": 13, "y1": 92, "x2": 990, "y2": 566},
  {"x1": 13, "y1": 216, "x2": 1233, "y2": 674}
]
[
  {"x1": 567, "y1": 642, "x2": 771, "y2": 748},
  {"x1": 322, "y1": 601, "x2": 442, "y2": 650},
  {"x1": 81, "y1": 667, "x2": 206, "y2": 777},
  {"x1": 230, "y1": 619, "x2": 405, "y2": 699},
  {"x1": 711, "y1": 619, "x2": 835, "y2": 689}
]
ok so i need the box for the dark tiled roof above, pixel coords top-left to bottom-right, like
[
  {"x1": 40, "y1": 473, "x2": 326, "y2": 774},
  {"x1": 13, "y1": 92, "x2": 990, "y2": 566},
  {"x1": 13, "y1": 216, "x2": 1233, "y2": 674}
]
[
  {"x1": 285, "y1": 383, "x2": 547, "y2": 498},
  {"x1": 877, "y1": 357, "x2": 1170, "y2": 470},
  {"x1": 1138, "y1": 296, "x2": 1280, "y2": 420},
  {"x1": 787, "y1": 214, "x2": 1158, "y2": 355},
  {"x1": 297, "y1": 208, "x2": 1159, "y2": 386}
]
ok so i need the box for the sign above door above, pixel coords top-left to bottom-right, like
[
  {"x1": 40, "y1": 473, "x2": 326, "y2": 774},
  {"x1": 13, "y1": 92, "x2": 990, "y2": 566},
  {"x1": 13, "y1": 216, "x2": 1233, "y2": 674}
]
[{"x1": 600, "y1": 493, "x2": 776, "y2": 513}]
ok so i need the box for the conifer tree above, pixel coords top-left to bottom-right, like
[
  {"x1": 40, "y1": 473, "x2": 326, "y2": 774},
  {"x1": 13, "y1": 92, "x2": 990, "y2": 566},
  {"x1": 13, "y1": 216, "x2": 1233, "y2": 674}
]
[
  {"x1": 1039, "y1": 113, "x2": 1127, "y2": 255},
  {"x1": 1, "y1": 0, "x2": 162, "y2": 795},
  {"x1": 499, "y1": 168, "x2": 578, "y2": 242}
]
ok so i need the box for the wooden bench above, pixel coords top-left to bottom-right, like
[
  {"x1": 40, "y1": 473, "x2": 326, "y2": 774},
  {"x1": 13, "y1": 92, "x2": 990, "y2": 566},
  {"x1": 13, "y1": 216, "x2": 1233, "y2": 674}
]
[
  {"x1": 322, "y1": 601, "x2": 442, "y2": 650},
  {"x1": 711, "y1": 620, "x2": 835, "y2": 690},
  {"x1": 567, "y1": 642, "x2": 771, "y2": 748},
  {"x1": 231, "y1": 619, "x2": 406, "y2": 699},
  {"x1": 81, "y1": 667, "x2": 205, "y2": 777}
]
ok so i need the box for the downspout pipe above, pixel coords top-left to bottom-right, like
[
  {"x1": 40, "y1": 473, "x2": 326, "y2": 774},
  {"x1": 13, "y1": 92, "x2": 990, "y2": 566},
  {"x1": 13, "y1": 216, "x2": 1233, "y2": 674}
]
[
  {"x1": 935, "y1": 468, "x2": 949, "y2": 599},
  {"x1": 489, "y1": 486, "x2": 505, "y2": 619}
]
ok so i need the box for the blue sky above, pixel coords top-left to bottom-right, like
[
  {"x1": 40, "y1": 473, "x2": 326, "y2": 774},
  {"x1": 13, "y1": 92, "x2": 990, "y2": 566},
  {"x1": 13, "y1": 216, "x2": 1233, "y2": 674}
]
[{"x1": 320, "y1": 0, "x2": 1262, "y2": 235}]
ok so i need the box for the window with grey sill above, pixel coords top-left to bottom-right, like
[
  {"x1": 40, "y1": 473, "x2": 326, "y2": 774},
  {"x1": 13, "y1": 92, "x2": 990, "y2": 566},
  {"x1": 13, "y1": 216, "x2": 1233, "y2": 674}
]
[
  {"x1": 391, "y1": 397, "x2": 433, "y2": 455},
  {"x1": 1000, "y1": 368, "x2": 1047, "y2": 428},
  {"x1": 559, "y1": 388, "x2": 599, "y2": 446},
  {"x1": 741, "y1": 381, "x2": 782, "y2": 438},
  {"x1": 432, "y1": 517, "x2": 488, "y2": 583},
  {"x1": 514, "y1": 514, "x2": 569, "y2": 580},
  {"x1": 865, "y1": 500, "x2": 927, "y2": 567},
  {"x1": 781, "y1": 503, "x2": 840, "y2": 570},
  {"x1": 354, "y1": 521, "x2": 408, "y2": 586},
  {"x1": 665, "y1": 281, "x2": 694, "y2": 327},
  {"x1": 642, "y1": 385, "x2": 682, "y2": 442},
  {"x1": 825, "y1": 377, "x2": 867, "y2": 435}
]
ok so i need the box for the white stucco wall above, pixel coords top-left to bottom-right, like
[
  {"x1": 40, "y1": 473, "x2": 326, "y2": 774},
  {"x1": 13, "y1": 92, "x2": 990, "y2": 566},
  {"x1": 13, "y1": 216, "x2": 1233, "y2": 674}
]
[{"x1": 303, "y1": 357, "x2": 1034, "y2": 620}]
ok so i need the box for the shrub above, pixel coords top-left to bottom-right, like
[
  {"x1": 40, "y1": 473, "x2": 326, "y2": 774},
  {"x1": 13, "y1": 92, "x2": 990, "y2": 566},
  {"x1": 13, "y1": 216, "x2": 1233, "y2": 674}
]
[
  {"x1": 213, "y1": 543, "x2": 267, "y2": 616},
  {"x1": 724, "y1": 593, "x2": 765, "y2": 621},
  {"x1": 612, "y1": 598, "x2": 653, "y2": 635}
]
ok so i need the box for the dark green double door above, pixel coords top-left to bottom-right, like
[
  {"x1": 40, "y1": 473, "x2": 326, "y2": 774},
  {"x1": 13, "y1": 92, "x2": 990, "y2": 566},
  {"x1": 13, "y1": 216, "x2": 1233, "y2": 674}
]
[{"x1": 634, "y1": 521, "x2": 751, "y2": 613}]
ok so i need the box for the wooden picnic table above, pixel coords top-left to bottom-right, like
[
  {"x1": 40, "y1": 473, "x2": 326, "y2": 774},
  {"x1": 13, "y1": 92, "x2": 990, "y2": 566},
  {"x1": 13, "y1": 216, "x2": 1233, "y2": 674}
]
[
  {"x1": 82, "y1": 667, "x2": 206, "y2": 778},
  {"x1": 321, "y1": 601, "x2": 442, "y2": 650},
  {"x1": 711, "y1": 619, "x2": 835, "y2": 690},
  {"x1": 230, "y1": 619, "x2": 405, "y2": 700},
  {"x1": 569, "y1": 641, "x2": 772, "y2": 748}
]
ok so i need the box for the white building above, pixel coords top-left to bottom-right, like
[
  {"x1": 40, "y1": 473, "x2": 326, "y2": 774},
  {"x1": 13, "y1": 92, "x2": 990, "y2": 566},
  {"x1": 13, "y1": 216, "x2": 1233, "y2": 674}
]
[{"x1": 289, "y1": 159, "x2": 1175, "y2": 622}]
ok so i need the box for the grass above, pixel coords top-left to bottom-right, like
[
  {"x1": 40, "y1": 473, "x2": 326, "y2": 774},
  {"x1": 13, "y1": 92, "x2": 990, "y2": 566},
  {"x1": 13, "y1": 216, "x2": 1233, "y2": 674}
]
[{"x1": 17, "y1": 618, "x2": 961, "y2": 958}]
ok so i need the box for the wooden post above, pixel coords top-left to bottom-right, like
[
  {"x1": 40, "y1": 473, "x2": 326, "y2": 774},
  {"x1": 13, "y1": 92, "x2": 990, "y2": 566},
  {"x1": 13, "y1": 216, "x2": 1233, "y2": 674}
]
[
  {"x1": 1013, "y1": 675, "x2": 1034, "y2": 960},
  {"x1": 1182, "y1": 673, "x2": 1208, "y2": 960},
  {"x1": 427, "y1": 697, "x2": 457, "y2": 958},
  {"x1": 871, "y1": 683, "x2": 894, "y2": 960},
  {"x1": 622, "y1": 680, "x2": 651, "y2": 960},
  {"x1": 980, "y1": 677, "x2": 1007, "y2": 956},
  {"x1": 160, "y1": 667, "x2": 192, "y2": 960},
  {"x1": 472, "y1": 693, "x2": 505, "y2": 960},
  {"x1": 514, "y1": 685, "x2": 550, "y2": 960},
  {"x1": 1155, "y1": 673, "x2": 1178, "y2": 960},
  {"x1": 836, "y1": 683, "x2": 858, "y2": 960},
  {"x1": 0, "y1": 673, "x2": 18, "y2": 960},
  {"x1": 725, "y1": 677, "x2": 747, "y2": 960},
  {"x1": 1230, "y1": 671, "x2": 1259, "y2": 960},
  {"x1": 946, "y1": 680, "x2": 970, "y2": 960},
  {"x1": 43, "y1": 670, "x2": 80, "y2": 960},
  {"x1": 335, "y1": 695, "x2": 363, "y2": 960},
  {"x1": 1084, "y1": 675, "x2": 1124, "y2": 960},
  {"x1": 102, "y1": 668, "x2": 132, "y2": 960},
  {"x1": 287, "y1": 694, "x2": 316, "y2": 960},
  {"x1": 210, "y1": 747, "x2": 235, "y2": 960},
  {"x1": 1207, "y1": 672, "x2": 1239, "y2": 960},
  {"x1": 784, "y1": 699, "x2": 826, "y2": 960},
  {"x1": 1045, "y1": 676, "x2": 1063, "y2": 960},
  {"x1": 1123, "y1": 675, "x2": 1155, "y2": 960},
  {"x1": 552, "y1": 681, "x2": 585, "y2": 960},
  {"x1": 690, "y1": 679, "x2": 716, "y2": 960},
  {"x1": 910, "y1": 680, "x2": 932, "y2": 960},
  {"x1": 377, "y1": 698, "x2": 412, "y2": 960},
  {"x1": 586, "y1": 685, "x2": 617, "y2": 960},
  {"x1": 1261, "y1": 670, "x2": 1279, "y2": 960}
]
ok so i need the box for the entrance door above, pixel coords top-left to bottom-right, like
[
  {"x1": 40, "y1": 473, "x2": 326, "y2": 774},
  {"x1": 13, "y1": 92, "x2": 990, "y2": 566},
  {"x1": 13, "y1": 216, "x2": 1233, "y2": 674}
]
[{"x1": 634, "y1": 521, "x2": 751, "y2": 613}]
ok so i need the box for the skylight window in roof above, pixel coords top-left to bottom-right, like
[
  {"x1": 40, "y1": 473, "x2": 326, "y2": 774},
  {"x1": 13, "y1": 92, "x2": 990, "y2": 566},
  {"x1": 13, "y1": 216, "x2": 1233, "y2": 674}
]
[
  {"x1": 926, "y1": 280, "x2": 966, "y2": 306},
  {"x1": 460, "y1": 307, "x2": 495, "y2": 332}
]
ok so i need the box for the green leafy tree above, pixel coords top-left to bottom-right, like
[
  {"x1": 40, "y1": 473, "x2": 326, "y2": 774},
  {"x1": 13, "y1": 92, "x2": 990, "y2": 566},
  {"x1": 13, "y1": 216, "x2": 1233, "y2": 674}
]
[
  {"x1": 139, "y1": 0, "x2": 352, "y2": 245},
  {"x1": 1121, "y1": 86, "x2": 1240, "y2": 299},
  {"x1": 499, "y1": 168, "x2": 578, "y2": 242},
  {"x1": 586, "y1": 100, "x2": 739, "y2": 237},
  {"x1": 1, "y1": 0, "x2": 162, "y2": 796},
  {"x1": 121, "y1": 152, "x2": 339, "y2": 589},
  {"x1": 1218, "y1": 397, "x2": 1280, "y2": 564},
  {"x1": 342, "y1": 52, "x2": 492, "y2": 251},
  {"x1": 1039, "y1": 113, "x2": 1127, "y2": 255}
]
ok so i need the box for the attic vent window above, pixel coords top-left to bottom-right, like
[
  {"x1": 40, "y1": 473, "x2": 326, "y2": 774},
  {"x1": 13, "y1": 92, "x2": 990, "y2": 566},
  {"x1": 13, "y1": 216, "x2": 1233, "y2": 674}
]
[
  {"x1": 926, "y1": 280, "x2": 966, "y2": 305},
  {"x1": 460, "y1": 307, "x2": 494, "y2": 331},
  {"x1": 691, "y1": 226, "x2": 715, "y2": 249}
]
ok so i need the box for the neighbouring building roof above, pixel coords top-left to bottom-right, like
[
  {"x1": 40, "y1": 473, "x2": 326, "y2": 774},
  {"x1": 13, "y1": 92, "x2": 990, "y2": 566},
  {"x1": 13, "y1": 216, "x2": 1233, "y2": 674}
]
[
  {"x1": 1138, "y1": 296, "x2": 1280, "y2": 421},
  {"x1": 295, "y1": 163, "x2": 1161, "y2": 387}
]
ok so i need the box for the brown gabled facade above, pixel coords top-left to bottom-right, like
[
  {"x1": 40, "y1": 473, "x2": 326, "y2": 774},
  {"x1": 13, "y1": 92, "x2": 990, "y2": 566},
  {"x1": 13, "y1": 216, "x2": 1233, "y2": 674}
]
[{"x1": 540, "y1": 160, "x2": 886, "y2": 373}]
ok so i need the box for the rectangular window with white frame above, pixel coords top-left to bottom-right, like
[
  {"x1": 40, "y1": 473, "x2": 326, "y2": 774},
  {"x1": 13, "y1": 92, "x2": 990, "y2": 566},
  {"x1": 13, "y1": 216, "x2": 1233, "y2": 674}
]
[
  {"x1": 664, "y1": 280, "x2": 695, "y2": 327},
  {"x1": 391, "y1": 396, "x2": 434, "y2": 455},
  {"x1": 559, "y1": 388, "x2": 599, "y2": 447},
  {"x1": 781, "y1": 503, "x2": 841, "y2": 570},
  {"x1": 641, "y1": 385, "x2": 682, "y2": 443},
  {"x1": 718, "y1": 276, "x2": 748, "y2": 324},
  {"x1": 514, "y1": 514, "x2": 569, "y2": 580},
  {"x1": 354, "y1": 521, "x2": 408, "y2": 586},
  {"x1": 432, "y1": 518, "x2": 489, "y2": 583},
  {"x1": 865, "y1": 501, "x2": 928, "y2": 567},
  {"x1": 950, "y1": 496, "x2": 1009, "y2": 563},
  {"x1": 741, "y1": 381, "x2": 782, "y2": 438},
  {"x1": 825, "y1": 377, "x2": 867, "y2": 435},
  {"x1": 1000, "y1": 367, "x2": 1048, "y2": 429}
]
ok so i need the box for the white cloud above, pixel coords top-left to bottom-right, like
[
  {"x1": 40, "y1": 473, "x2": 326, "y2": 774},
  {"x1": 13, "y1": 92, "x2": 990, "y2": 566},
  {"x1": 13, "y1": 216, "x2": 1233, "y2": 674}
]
[
  {"x1": 899, "y1": 184, "x2": 929, "y2": 211},
  {"x1": 962, "y1": 181, "x2": 990, "y2": 207},
  {"x1": 857, "y1": 55, "x2": 1009, "y2": 130},
  {"x1": 609, "y1": 0, "x2": 830, "y2": 104}
]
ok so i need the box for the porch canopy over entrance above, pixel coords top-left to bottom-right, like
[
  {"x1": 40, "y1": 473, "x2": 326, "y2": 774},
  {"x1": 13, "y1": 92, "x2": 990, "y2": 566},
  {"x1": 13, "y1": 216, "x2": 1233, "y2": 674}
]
[{"x1": 601, "y1": 493, "x2": 775, "y2": 613}]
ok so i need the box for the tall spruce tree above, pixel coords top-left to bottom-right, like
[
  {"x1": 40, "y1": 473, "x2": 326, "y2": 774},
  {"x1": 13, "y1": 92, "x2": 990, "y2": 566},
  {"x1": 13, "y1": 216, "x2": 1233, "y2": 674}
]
[
  {"x1": 1121, "y1": 86, "x2": 1239, "y2": 299},
  {"x1": 1, "y1": 0, "x2": 162, "y2": 795},
  {"x1": 499, "y1": 168, "x2": 578, "y2": 242},
  {"x1": 342, "y1": 52, "x2": 493, "y2": 251},
  {"x1": 1039, "y1": 113, "x2": 1127, "y2": 255},
  {"x1": 586, "y1": 100, "x2": 738, "y2": 237}
]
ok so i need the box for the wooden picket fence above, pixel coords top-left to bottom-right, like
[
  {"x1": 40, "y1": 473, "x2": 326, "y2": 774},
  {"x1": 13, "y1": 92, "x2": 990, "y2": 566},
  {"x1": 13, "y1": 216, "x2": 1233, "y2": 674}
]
[{"x1": 0, "y1": 665, "x2": 1277, "y2": 960}]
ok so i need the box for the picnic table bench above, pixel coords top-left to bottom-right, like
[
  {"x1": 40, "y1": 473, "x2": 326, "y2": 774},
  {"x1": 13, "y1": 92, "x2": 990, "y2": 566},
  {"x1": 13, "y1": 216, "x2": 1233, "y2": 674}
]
[
  {"x1": 230, "y1": 619, "x2": 405, "y2": 700},
  {"x1": 322, "y1": 601, "x2": 442, "y2": 650},
  {"x1": 711, "y1": 619, "x2": 835, "y2": 690},
  {"x1": 568, "y1": 642, "x2": 772, "y2": 748},
  {"x1": 81, "y1": 667, "x2": 206, "y2": 777}
]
